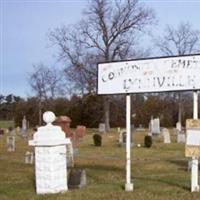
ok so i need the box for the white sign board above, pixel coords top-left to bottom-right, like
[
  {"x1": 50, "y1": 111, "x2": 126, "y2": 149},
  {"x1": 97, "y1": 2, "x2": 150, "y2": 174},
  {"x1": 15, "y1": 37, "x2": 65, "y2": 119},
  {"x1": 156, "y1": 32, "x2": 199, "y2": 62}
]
[
  {"x1": 186, "y1": 129, "x2": 200, "y2": 146},
  {"x1": 98, "y1": 55, "x2": 200, "y2": 94}
]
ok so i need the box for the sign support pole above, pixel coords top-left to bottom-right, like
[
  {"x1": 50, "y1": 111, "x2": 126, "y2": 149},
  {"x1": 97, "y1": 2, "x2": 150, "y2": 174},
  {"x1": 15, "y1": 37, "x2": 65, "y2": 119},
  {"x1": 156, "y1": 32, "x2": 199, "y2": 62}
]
[
  {"x1": 191, "y1": 90, "x2": 199, "y2": 192},
  {"x1": 125, "y1": 94, "x2": 133, "y2": 191}
]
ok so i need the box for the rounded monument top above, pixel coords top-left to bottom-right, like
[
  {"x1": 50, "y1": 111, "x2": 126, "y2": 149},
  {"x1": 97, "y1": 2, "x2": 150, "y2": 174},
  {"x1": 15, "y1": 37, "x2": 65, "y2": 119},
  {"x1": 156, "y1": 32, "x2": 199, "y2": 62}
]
[{"x1": 43, "y1": 111, "x2": 56, "y2": 124}]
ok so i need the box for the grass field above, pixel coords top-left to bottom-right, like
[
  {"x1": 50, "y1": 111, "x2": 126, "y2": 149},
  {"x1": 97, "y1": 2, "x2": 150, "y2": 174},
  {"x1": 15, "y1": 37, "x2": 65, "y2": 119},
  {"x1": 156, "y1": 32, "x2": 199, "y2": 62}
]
[
  {"x1": 0, "y1": 128, "x2": 199, "y2": 200},
  {"x1": 0, "y1": 121, "x2": 14, "y2": 129}
]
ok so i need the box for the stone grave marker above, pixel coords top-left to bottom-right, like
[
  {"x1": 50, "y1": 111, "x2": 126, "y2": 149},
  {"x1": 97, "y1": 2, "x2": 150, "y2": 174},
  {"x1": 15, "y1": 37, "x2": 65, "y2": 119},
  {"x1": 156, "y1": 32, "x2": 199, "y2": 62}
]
[
  {"x1": 21, "y1": 116, "x2": 28, "y2": 137},
  {"x1": 150, "y1": 118, "x2": 160, "y2": 135},
  {"x1": 68, "y1": 169, "x2": 86, "y2": 189},
  {"x1": 98, "y1": 123, "x2": 106, "y2": 134},
  {"x1": 15, "y1": 126, "x2": 21, "y2": 133},
  {"x1": 0, "y1": 129, "x2": 4, "y2": 135},
  {"x1": 117, "y1": 127, "x2": 121, "y2": 133},
  {"x1": 22, "y1": 116, "x2": 27, "y2": 130},
  {"x1": 119, "y1": 129, "x2": 125, "y2": 146},
  {"x1": 7, "y1": 136, "x2": 15, "y2": 152},
  {"x1": 176, "y1": 122, "x2": 182, "y2": 131},
  {"x1": 75, "y1": 125, "x2": 86, "y2": 141},
  {"x1": 137, "y1": 124, "x2": 145, "y2": 131},
  {"x1": 162, "y1": 128, "x2": 171, "y2": 144},
  {"x1": 8, "y1": 127, "x2": 15, "y2": 136},
  {"x1": 119, "y1": 129, "x2": 133, "y2": 147},
  {"x1": 188, "y1": 160, "x2": 192, "y2": 171},
  {"x1": 54, "y1": 115, "x2": 72, "y2": 137},
  {"x1": 131, "y1": 124, "x2": 135, "y2": 133},
  {"x1": 5, "y1": 128, "x2": 9, "y2": 134},
  {"x1": 66, "y1": 140, "x2": 74, "y2": 168},
  {"x1": 25, "y1": 151, "x2": 34, "y2": 164},
  {"x1": 177, "y1": 131, "x2": 186, "y2": 143}
]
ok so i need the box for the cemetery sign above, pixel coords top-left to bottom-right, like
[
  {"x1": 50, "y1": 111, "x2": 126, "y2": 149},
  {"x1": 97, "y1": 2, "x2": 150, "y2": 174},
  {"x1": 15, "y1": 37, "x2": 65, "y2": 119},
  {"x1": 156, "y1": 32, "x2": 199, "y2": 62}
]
[{"x1": 98, "y1": 54, "x2": 200, "y2": 94}]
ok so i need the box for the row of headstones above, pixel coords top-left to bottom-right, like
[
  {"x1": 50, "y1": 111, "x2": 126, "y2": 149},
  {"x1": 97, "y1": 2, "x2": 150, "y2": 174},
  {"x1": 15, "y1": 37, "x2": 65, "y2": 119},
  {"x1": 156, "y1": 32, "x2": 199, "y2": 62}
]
[
  {"x1": 149, "y1": 127, "x2": 186, "y2": 144},
  {"x1": 117, "y1": 126, "x2": 186, "y2": 146},
  {"x1": 149, "y1": 118, "x2": 186, "y2": 144}
]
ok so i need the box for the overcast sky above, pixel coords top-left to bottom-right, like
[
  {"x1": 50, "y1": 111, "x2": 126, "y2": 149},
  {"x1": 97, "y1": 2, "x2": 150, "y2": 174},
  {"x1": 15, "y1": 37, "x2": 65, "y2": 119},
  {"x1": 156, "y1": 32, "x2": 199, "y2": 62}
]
[{"x1": 1, "y1": 0, "x2": 200, "y2": 98}]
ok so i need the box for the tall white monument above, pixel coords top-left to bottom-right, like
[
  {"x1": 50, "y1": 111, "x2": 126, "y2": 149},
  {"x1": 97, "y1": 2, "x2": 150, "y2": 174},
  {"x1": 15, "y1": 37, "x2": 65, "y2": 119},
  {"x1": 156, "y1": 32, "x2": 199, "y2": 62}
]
[{"x1": 29, "y1": 111, "x2": 70, "y2": 194}]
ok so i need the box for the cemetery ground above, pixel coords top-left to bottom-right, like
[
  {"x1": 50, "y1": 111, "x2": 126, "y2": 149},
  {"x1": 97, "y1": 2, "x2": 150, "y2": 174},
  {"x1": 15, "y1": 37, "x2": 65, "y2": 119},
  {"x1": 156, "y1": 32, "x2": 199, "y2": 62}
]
[{"x1": 0, "y1": 128, "x2": 199, "y2": 200}]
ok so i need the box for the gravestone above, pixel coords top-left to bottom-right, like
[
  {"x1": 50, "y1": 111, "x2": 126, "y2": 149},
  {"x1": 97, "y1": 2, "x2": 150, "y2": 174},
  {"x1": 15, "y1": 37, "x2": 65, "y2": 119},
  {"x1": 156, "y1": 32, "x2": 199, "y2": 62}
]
[
  {"x1": 150, "y1": 118, "x2": 160, "y2": 135},
  {"x1": 66, "y1": 140, "x2": 74, "y2": 168},
  {"x1": 117, "y1": 127, "x2": 121, "y2": 133},
  {"x1": 176, "y1": 122, "x2": 182, "y2": 131},
  {"x1": 70, "y1": 132, "x2": 79, "y2": 148},
  {"x1": 177, "y1": 132, "x2": 186, "y2": 143},
  {"x1": 16, "y1": 126, "x2": 21, "y2": 133},
  {"x1": 98, "y1": 123, "x2": 106, "y2": 134},
  {"x1": 131, "y1": 124, "x2": 135, "y2": 133},
  {"x1": 22, "y1": 116, "x2": 27, "y2": 131},
  {"x1": 54, "y1": 116, "x2": 72, "y2": 137},
  {"x1": 5, "y1": 128, "x2": 9, "y2": 134},
  {"x1": 75, "y1": 125, "x2": 86, "y2": 141},
  {"x1": 25, "y1": 151, "x2": 34, "y2": 164},
  {"x1": 21, "y1": 116, "x2": 28, "y2": 137},
  {"x1": 147, "y1": 131, "x2": 152, "y2": 136},
  {"x1": 119, "y1": 129, "x2": 133, "y2": 147},
  {"x1": 68, "y1": 169, "x2": 86, "y2": 189},
  {"x1": 188, "y1": 160, "x2": 192, "y2": 171},
  {"x1": 7, "y1": 136, "x2": 15, "y2": 152},
  {"x1": 0, "y1": 129, "x2": 4, "y2": 135},
  {"x1": 119, "y1": 129, "x2": 126, "y2": 146},
  {"x1": 162, "y1": 128, "x2": 171, "y2": 144},
  {"x1": 137, "y1": 124, "x2": 145, "y2": 131},
  {"x1": 29, "y1": 111, "x2": 70, "y2": 194},
  {"x1": 8, "y1": 127, "x2": 15, "y2": 136}
]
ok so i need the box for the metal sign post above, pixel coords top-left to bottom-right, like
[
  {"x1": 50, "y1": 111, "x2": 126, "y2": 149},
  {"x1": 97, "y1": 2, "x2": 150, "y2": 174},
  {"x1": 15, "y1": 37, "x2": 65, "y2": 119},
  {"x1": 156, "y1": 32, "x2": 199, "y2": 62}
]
[
  {"x1": 191, "y1": 91, "x2": 199, "y2": 192},
  {"x1": 125, "y1": 94, "x2": 133, "y2": 191}
]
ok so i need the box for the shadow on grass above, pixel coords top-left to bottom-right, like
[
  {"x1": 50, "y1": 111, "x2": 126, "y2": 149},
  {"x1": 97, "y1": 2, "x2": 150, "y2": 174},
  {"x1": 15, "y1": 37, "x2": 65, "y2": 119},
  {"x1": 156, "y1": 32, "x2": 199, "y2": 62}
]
[
  {"x1": 133, "y1": 176, "x2": 190, "y2": 191},
  {"x1": 167, "y1": 159, "x2": 188, "y2": 171},
  {"x1": 75, "y1": 163, "x2": 122, "y2": 172}
]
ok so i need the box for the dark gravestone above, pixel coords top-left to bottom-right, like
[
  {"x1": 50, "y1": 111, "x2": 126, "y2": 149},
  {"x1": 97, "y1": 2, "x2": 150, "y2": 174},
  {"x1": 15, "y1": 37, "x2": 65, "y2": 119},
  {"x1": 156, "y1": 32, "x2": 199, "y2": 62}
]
[
  {"x1": 122, "y1": 132, "x2": 126, "y2": 143},
  {"x1": 68, "y1": 169, "x2": 86, "y2": 189},
  {"x1": 0, "y1": 129, "x2": 4, "y2": 135}
]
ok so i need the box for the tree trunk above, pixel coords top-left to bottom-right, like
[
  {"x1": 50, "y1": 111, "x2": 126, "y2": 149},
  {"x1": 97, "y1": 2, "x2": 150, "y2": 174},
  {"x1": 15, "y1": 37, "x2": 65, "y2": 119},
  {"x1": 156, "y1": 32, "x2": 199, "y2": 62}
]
[
  {"x1": 103, "y1": 96, "x2": 110, "y2": 132},
  {"x1": 38, "y1": 99, "x2": 42, "y2": 126}
]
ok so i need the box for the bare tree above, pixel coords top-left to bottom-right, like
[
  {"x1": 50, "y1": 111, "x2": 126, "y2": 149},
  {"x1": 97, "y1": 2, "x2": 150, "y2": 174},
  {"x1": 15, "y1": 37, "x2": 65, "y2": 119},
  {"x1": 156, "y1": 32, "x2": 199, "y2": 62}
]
[
  {"x1": 30, "y1": 63, "x2": 65, "y2": 125},
  {"x1": 155, "y1": 22, "x2": 200, "y2": 125},
  {"x1": 49, "y1": 0, "x2": 154, "y2": 131}
]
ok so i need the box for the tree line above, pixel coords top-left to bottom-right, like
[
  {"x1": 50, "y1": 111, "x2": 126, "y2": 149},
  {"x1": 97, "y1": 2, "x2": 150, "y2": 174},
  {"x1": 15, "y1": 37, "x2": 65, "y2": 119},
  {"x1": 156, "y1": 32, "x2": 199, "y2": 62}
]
[{"x1": 0, "y1": 92, "x2": 198, "y2": 129}]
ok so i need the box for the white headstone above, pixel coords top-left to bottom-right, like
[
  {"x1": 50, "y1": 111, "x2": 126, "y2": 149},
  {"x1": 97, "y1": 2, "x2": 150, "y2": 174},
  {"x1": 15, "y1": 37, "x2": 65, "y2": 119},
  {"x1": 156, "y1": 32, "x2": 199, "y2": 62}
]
[
  {"x1": 29, "y1": 111, "x2": 70, "y2": 194},
  {"x1": 117, "y1": 127, "x2": 121, "y2": 133},
  {"x1": 22, "y1": 116, "x2": 27, "y2": 131},
  {"x1": 177, "y1": 133, "x2": 186, "y2": 143},
  {"x1": 176, "y1": 122, "x2": 182, "y2": 131},
  {"x1": 98, "y1": 123, "x2": 106, "y2": 133},
  {"x1": 162, "y1": 128, "x2": 171, "y2": 144},
  {"x1": 7, "y1": 136, "x2": 15, "y2": 152},
  {"x1": 150, "y1": 118, "x2": 160, "y2": 135},
  {"x1": 119, "y1": 129, "x2": 126, "y2": 145}
]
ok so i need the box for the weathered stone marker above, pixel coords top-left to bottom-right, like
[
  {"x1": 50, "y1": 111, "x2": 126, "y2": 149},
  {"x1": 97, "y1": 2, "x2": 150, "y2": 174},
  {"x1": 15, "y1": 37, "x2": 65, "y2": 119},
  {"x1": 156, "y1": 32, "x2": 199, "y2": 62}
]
[{"x1": 29, "y1": 111, "x2": 71, "y2": 194}]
